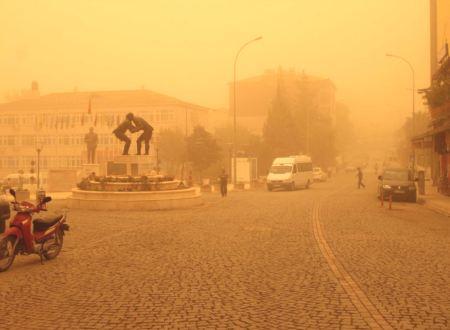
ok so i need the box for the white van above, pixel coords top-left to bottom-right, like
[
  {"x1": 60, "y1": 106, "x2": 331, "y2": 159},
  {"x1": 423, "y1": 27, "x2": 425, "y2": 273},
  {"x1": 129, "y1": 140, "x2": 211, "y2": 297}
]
[{"x1": 266, "y1": 155, "x2": 314, "y2": 191}]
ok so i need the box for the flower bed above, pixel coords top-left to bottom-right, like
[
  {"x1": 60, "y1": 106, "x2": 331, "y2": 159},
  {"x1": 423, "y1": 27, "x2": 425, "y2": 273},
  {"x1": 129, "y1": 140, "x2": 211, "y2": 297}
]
[{"x1": 77, "y1": 175, "x2": 183, "y2": 192}]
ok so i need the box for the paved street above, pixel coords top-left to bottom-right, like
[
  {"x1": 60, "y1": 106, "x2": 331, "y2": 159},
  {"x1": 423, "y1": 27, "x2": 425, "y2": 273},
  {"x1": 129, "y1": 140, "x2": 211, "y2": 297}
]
[{"x1": 1, "y1": 173, "x2": 450, "y2": 329}]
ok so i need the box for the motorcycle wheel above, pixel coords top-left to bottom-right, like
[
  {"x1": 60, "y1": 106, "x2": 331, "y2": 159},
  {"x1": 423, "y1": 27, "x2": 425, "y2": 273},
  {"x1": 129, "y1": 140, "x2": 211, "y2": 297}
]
[
  {"x1": 43, "y1": 230, "x2": 64, "y2": 260},
  {"x1": 0, "y1": 236, "x2": 16, "y2": 272}
]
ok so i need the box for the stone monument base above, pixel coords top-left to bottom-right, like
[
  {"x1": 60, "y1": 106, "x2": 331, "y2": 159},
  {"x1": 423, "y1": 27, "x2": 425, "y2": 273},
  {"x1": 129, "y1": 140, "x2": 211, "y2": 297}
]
[
  {"x1": 69, "y1": 187, "x2": 202, "y2": 211},
  {"x1": 107, "y1": 155, "x2": 155, "y2": 176}
]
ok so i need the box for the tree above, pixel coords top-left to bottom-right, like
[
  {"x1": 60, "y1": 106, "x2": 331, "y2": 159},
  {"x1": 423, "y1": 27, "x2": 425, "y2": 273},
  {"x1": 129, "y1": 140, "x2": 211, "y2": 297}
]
[
  {"x1": 263, "y1": 72, "x2": 300, "y2": 158},
  {"x1": 186, "y1": 126, "x2": 220, "y2": 177},
  {"x1": 158, "y1": 129, "x2": 186, "y2": 176},
  {"x1": 291, "y1": 77, "x2": 316, "y2": 153},
  {"x1": 214, "y1": 124, "x2": 267, "y2": 175},
  {"x1": 335, "y1": 102, "x2": 356, "y2": 155},
  {"x1": 396, "y1": 111, "x2": 430, "y2": 166}
]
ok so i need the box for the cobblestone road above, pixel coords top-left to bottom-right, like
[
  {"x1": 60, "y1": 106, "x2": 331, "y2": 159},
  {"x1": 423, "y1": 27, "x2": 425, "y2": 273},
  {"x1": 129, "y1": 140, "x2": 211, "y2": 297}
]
[{"x1": 1, "y1": 174, "x2": 449, "y2": 329}]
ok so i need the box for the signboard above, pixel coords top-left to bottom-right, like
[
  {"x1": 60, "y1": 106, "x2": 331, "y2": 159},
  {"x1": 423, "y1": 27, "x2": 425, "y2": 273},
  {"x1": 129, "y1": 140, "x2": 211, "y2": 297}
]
[{"x1": 231, "y1": 157, "x2": 258, "y2": 183}]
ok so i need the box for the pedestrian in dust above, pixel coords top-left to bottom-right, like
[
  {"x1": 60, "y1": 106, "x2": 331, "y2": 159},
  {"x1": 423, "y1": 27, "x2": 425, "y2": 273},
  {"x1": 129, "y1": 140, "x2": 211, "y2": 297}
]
[
  {"x1": 112, "y1": 116, "x2": 136, "y2": 155},
  {"x1": 126, "y1": 113, "x2": 153, "y2": 155},
  {"x1": 356, "y1": 167, "x2": 365, "y2": 189},
  {"x1": 84, "y1": 127, "x2": 98, "y2": 163},
  {"x1": 219, "y1": 168, "x2": 228, "y2": 197}
]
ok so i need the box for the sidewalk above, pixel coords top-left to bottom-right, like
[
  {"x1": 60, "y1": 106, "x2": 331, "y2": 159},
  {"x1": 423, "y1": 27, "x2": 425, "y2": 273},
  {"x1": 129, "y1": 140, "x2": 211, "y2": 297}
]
[
  {"x1": 0, "y1": 191, "x2": 72, "y2": 202},
  {"x1": 49, "y1": 191, "x2": 72, "y2": 200},
  {"x1": 419, "y1": 181, "x2": 450, "y2": 217}
]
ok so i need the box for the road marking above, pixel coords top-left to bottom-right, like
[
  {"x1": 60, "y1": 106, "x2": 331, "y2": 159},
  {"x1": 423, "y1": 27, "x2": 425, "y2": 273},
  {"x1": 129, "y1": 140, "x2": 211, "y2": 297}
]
[{"x1": 312, "y1": 202, "x2": 392, "y2": 329}]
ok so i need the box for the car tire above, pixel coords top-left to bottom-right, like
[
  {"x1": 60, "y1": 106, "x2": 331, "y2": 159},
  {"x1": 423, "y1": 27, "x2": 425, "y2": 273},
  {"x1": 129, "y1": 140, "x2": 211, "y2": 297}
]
[
  {"x1": 267, "y1": 184, "x2": 273, "y2": 192},
  {"x1": 409, "y1": 191, "x2": 417, "y2": 203},
  {"x1": 289, "y1": 182, "x2": 295, "y2": 191}
]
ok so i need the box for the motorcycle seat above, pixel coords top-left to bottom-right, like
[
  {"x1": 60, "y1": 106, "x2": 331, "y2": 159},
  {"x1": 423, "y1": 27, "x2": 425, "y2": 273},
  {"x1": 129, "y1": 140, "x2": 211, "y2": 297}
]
[{"x1": 33, "y1": 214, "x2": 63, "y2": 232}]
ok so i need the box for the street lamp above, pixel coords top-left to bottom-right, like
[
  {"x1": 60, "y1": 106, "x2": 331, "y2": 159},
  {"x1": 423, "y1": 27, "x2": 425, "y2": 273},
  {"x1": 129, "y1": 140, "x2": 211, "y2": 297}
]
[
  {"x1": 233, "y1": 36, "x2": 262, "y2": 185},
  {"x1": 386, "y1": 53, "x2": 416, "y2": 170},
  {"x1": 36, "y1": 140, "x2": 44, "y2": 190}
]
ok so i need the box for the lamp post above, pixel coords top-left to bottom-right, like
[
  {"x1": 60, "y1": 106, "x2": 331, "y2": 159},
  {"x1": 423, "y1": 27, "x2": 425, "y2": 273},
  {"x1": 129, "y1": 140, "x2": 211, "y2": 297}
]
[
  {"x1": 386, "y1": 53, "x2": 416, "y2": 171},
  {"x1": 233, "y1": 36, "x2": 262, "y2": 185},
  {"x1": 36, "y1": 145, "x2": 43, "y2": 190},
  {"x1": 35, "y1": 139, "x2": 45, "y2": 202}
]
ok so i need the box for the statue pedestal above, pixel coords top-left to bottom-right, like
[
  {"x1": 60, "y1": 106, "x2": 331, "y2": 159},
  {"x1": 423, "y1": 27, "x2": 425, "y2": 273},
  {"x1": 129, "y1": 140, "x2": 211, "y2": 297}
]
[
  {"x1": 81, "y1": 164, "x2": 101, "y2": 176},
  {"x1": 107, "y1": 155, "x2": 156, "y2": 176}
]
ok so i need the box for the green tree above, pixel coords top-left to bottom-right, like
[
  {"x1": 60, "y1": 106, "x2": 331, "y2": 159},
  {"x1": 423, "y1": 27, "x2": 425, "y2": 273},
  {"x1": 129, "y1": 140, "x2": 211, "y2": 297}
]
[
  {"x1": 291, "y1": 77, "x2": 316, "y2": 153},
  {"x1": 186, "y1": 126, "x2": 221, "y2": 177},
  {"x1": 214, "y1": 124, "x2": 266, "y2": 175},
  {"x1": 158, "y1": 129, "x2": 186, "y2": 176},
  {"x1": 263, "y1": 72, "x2": 300, "y2": 159},
  {"x1": 396, "y1": 111, "x2": 430, "y2": 166},
  {"x1": 335, "y1": 102, "x2": 356, "y2": 155}
]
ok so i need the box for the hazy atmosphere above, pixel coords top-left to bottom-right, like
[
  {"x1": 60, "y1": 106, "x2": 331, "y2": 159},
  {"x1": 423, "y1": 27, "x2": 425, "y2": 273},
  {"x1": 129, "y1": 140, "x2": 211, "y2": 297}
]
[
  {"x1": 1, "y1": 0, "x2": 430, "y2": 129},
  {"x1": 2, "y1": 1, "x2": 450, "y2": 329}
]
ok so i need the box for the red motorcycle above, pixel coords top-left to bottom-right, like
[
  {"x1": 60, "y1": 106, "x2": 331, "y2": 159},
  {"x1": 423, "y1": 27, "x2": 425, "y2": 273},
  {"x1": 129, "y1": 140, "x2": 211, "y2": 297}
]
[{"x1": 0, "y1": 189, "x2": 69, "y2": 272}]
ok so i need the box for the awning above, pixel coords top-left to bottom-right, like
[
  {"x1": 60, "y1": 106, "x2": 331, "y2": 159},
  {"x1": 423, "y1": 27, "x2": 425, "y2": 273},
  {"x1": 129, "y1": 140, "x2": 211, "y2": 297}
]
[{"x1": 411, "y1": 125, "x2": 450, "y2": 143}]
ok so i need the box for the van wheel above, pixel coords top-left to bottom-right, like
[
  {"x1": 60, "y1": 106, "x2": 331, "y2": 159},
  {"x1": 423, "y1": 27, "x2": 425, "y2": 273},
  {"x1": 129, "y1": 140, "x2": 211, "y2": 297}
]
[
  {"x1": 289, "y1": 182, "x2": 295, "y2": 191},
  {"x1": 267, "y1": 184, "x2": 273, "y2": 191},
  {"x1": 305, "y1": 180, "x2": 310, "y2": 189}
]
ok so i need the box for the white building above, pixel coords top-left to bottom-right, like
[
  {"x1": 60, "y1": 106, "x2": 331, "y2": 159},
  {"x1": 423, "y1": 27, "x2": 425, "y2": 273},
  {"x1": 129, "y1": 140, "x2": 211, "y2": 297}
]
[{"x1": 0, "y1": 89, "x2": 224, "y2": 177}]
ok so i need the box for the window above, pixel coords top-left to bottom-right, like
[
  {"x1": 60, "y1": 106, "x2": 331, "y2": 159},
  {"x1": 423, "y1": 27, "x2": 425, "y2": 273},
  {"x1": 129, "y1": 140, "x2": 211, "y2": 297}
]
[
  {"x1": 7, "y1": 136, "x2": 15, "y2": 146},
  {"x1": 270, "y1": 165, "x2": 293, "y2": 174},
  {"x1": 299, "y1": 163, "x2": 313, "y2": 172},
  {"x1": 22, "y1": 136, "x2": 36, "y2": 146}
]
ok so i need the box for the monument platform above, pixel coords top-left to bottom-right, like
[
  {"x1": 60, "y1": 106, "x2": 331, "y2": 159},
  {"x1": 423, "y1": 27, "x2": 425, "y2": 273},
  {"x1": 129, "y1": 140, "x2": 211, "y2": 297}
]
[
  {"x1": 107, "y1": 155, "x2": 156, "y2": 176},
  {"x1": 69, "y1": 187, "x2": 202, "y2": 211}
]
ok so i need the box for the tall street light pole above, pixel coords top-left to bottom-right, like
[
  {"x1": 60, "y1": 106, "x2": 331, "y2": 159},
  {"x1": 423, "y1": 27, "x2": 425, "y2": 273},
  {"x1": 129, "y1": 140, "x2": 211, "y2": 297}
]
[
  {"x1": 233, "y1": 36, "x2": 262, "y2": 185},
  {"x1": 386, "y1": 53, "x2": 416, "y2": 171}
]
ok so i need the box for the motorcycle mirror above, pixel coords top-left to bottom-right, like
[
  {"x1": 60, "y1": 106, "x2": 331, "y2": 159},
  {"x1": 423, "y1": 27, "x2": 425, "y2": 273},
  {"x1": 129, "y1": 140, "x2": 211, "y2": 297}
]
[
  {"x1": 42, "y1": 196, "x2": 52, "y2": 204},
  {"x1": 9, "y1": 189, "x2": 16, "y2": 197}
]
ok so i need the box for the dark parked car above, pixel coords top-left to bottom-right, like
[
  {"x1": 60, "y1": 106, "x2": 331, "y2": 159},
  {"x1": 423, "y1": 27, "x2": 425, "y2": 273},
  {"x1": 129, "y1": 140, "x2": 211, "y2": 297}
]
[{"x1": 378, "y1": 168, "x2": 417, "y2": 202}]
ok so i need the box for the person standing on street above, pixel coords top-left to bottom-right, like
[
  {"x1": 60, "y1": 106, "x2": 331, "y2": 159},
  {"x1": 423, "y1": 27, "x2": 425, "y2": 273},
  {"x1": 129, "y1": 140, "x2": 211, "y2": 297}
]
[
  {"x1": 84, "y1": 127, "x2": 98, "y2": 163},
  {"x1": 219, "y1": 168, "x2": 228, "y2": 197},
  {"x1": 126, "y1": 113, "x2": 153, "y2": 155},
  {"x1": 357, "y1": 167, "x2": 365, "y2": 189},
  {"x1": 113, "y1": 117, "x2": 135, "y2": 155}
]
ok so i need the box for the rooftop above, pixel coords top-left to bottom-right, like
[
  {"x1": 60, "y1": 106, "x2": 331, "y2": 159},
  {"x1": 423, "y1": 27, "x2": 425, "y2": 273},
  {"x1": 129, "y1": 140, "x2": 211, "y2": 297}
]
[{"x1": 0, "y1": 89, "x2": 213, "y2": 112}]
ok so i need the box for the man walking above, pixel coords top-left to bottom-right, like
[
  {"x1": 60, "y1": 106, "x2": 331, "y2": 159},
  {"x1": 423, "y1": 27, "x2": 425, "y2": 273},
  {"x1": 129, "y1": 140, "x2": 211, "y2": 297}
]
[
  {"x1": 219, "y1": 168, "x2": 228, "y2": 197},
  {"x1": 126, "y1": 113, "x2": 153, "y2": 155},
  {"x1": 84, "y1": 127, "x2": 98, "y2": 163},
  {"x1": 113, "y1": 117, "x2": 135, "y2": 155},
  {"x1": 357, "y1": 167, "x2": 365, "y2": 189}
]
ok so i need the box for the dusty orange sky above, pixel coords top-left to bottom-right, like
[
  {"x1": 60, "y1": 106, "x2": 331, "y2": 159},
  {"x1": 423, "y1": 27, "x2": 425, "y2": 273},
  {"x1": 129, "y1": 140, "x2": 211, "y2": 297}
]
[{"x1": 0, "y1": 0, "x2": 430, "y2": 131}]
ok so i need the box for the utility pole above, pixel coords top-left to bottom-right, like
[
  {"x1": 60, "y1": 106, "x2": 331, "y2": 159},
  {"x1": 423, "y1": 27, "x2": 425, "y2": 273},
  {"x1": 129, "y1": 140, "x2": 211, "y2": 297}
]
[{"x1": 233, "y1": 36, "x2": 262, "y2": 185}]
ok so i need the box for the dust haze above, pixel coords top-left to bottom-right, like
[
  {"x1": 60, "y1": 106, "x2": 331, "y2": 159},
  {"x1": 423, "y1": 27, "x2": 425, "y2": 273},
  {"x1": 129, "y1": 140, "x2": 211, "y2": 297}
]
[
  {"x1": 3, "y1": 1, "x2": 450, "y2": 328},
  {"x1": 1, "y1": 0, "x2": 429, "y2": 133}
]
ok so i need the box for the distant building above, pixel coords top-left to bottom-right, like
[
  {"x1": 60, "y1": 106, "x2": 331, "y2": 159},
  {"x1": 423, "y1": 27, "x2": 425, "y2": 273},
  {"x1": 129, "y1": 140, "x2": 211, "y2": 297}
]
[
  {"x1": 229, "y1": 69, "x2": 336, "y2": 134},
  {"x1": 414, "y1": 0, "x2": 450, "y2": 193},
  {"x1": 0, "y1": 89, "x2": 223, "y2": 177}
]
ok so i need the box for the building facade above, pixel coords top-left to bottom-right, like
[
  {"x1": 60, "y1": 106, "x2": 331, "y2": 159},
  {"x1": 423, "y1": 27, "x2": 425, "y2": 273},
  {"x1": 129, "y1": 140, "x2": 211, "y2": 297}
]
[
  {"x1": 415, "y1": 0, "x2": 450, "y2": 193},
  {"x1": 0, "y1": 89, "x2": 221, "y2": 178}
]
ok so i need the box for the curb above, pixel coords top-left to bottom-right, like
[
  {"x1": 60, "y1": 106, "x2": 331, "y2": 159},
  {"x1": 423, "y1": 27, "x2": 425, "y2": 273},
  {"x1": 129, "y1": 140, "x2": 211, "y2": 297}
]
[{"x1": 419, "y1": 198, "x2": 450, "y2": 217}]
